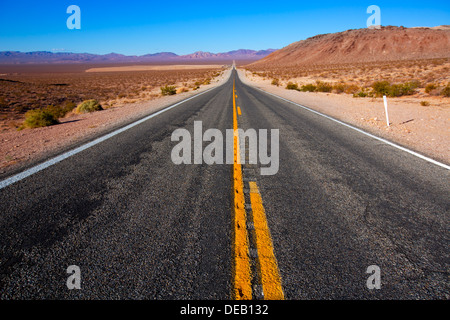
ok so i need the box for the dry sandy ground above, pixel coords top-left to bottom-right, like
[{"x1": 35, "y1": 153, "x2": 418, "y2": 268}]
[
  {"x1": 0, "y1": 68, "x2": 232, "y2": 176},
  {"x1": 238, "y1": 69, "x2": 449, "y2": 165},
  {"x1": 1, "y1": 66, "x2": 448, "y2": 177},
  {"x1": 85, "y1": 65, "x2": 225, "y2": 72}
]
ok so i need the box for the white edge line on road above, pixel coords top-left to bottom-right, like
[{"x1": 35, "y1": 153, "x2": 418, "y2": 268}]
[
  {"x1": 0, "y1": 85, "x2": 220, "y2": 190},
  {"x1": 252, "y1": 86, "x2": 450, "y2": 171}
]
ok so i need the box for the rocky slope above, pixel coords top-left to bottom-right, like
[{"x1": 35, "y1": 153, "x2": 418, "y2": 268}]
[{"x1": 250, "y1": 26, "x2": 450, "y2": 67}]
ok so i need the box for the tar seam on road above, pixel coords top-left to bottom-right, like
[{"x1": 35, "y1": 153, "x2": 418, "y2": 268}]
[
  {"x1": 231, "y1": 72, "x2": 284, "y2": 300},
  {"x1": 250, "y1": 85, "x2": 450, "y2": 171},
  {"x1": 0, "y1": 85, "x2": 221, "y2": 190}
]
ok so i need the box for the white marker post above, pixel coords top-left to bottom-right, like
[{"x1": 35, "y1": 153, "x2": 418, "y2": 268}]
[{"x1": 383, "y1": 95, "x2": 390, "y2": 127}]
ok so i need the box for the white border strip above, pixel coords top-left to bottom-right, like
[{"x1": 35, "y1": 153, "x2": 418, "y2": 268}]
[
  {"x1": 0, "y1": 85, "x2": 220, "y2": 190},
  {"x1": 252, "y1": 86, "x2": 450, "y2": 171}
]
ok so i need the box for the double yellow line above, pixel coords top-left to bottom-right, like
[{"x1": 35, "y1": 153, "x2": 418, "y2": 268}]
[
  {"x1": 232, "y1": 77, "x2": 252, "y2": 299},
  {"x1": 231, "y1": 77, "x2": 284, "y2": 300}
]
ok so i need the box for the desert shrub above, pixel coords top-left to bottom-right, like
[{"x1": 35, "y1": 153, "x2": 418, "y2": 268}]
[
  {"x1": 372, "y1": 81, "x2": 418, "y2": 97},
  {"x1": 332, "y1": 82, "x2": 346, "y2": 94},
  {"x1": 75, "y1": 99, "x2": 103, "y2": 114},
  {"x1": 400, "y1": 81, "x2": 420, "y2": 95},
  {"x1": 425, "y1": 83, "x2": 436, "y2": 94},
  {"x1": 420, "y1": 101, "x2": 430, "y2": 106},
  {"x1": 271, "y1": 78, "x2": 280, "y2": 86},
  {"x1": 23, "y1": 109, "x2": 59, "y2": 128},
  {"x1": 372, "y1": 81, "x2": 391, "y2": 96},
  {"x1": 286, "y1": 82, "x2": 298, "y2": 90},
  {"x1": 62, "y1": 101, "x2": 77, "y2": 114},
  {"x1": 353, "y1": 89, "x2": 369, "y2": 98},
  {"x1": 315, "y1": 81, "x2": 332, "y2": 92},
  {"x1": 387, "y1": 82, "x2": 418, "y2": 97},
  {"x1": 44, "y1": 102, "x2": 76, "y2": 119},
  {"x1": 161, "y1": 85, "x2": 177, "y2": 96},
  {"x1": 441, "y1": 85, "x2": 450, "y2": 97},
  {"x1": 299, "y1": 84, "x2": 316, "y2": 92},
  {"x1": 387, "y1": 84, "x2": 403, "y2": 97}
]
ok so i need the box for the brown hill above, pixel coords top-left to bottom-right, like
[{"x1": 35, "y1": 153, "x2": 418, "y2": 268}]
[{"x1": 250, "y1": 26, "x2": 450, "y2": 68}]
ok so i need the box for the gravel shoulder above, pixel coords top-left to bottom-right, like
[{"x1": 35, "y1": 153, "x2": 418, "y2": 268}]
[
  {"x1": 0, "y1": 68, "x2": 232, "y2": 177},
  {"x1": 237, "y1": 69, "x2": 449, "y2": 165}
]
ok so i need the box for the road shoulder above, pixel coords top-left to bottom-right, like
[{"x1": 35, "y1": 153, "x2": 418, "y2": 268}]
[{"x1": 237, "y1": 68, "x2": 449, "y2": 166}]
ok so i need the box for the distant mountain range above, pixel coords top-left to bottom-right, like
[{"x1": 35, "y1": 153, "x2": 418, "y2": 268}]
[{"x1": 0, "y1": 49, "x2": 277, "y2": 64}]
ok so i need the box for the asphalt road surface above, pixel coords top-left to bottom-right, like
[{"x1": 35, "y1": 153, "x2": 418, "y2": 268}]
[{"x1": 0, "y1": 69, "x2": 448, "y2": 299}]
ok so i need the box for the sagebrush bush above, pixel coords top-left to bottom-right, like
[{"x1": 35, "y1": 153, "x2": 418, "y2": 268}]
[
  {"x1": 285, "y1": 82, "x2": 298, "y2": 90},
  {"x1": 332, "y1": 83, "x2": 346, "y2": 93},
  {"x1": 372, "y1": 81, "x2": 418, "y2": 97},
  {"x1": 75, "y1": 99, "x2": 103, "y2": 114},
  {"x1": 388, "y1": 84, "x2": 404, "y2": 97},
  {"x1": 344, "y1": 84, "x2": 360, "y2": 94},
  {"x1": 161, "y1": 85, "x2": 177, "y2": 95},
  {"x1": 45, "y1": 101, "x2": 76, "y2": 118},
  {"x1": 353, "y1": 90, "x2": 369, "y2": 98},
  {"x1": 23, "y1": 109, "x2": 60, "y2": 128},
  {"x1": 441, "y1": 85, "x2": 450, "y2": 97},
  {"x1": 425, "y1": 83, "x2": 436, "y2": 94},
  {"x1": 332, "y1": 82, "x2": 360, "y2": 94},
  {"x1": 400, "y1": 81, "x2": 420, "y2": 95},
  {"x1": 315, "y1": 81, "x2": 332, "y2": 92},
  {"x1": 372, "y1": 81, "x2": 391, "y2": 96},
  {"x1": 299, "y1": 84, "x2": 316, "y2": 92},
  {"x1": 193, "y1": 81, "x2": 202, "y2": 90},
  {"x1": 389, "y1": 82, "x2": 418, "y2": 97},
  {"x1": 271, "y1": 78, "x2": 280, "y2": 86}
]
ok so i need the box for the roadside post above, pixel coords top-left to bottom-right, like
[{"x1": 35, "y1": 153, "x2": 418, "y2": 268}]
[{"x1": 383, "y1": 95, "x2": 390, "y2": 126}]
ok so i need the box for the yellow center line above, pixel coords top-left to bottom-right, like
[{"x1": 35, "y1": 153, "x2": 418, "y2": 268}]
[
  {"x1": 232, "y1": 77, "x2": 252, "y2": 300},
  {"x1": 237, "y1": 107, "x2": 242, "y2": 116},
  {"x1": 248, "y1": 181, "x2": 285, "y2": 300},
  {"x1": 231, "y1": 75, "x2": 284, "y2": 300}
]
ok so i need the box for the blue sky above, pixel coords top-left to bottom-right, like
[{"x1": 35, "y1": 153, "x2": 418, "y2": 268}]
[{"x1": 0, "y1": 1, "x2": 449, "y2": 55}]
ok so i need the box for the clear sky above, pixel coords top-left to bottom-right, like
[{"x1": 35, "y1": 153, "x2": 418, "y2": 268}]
[{"x1": 0, "y1": 1, "x2": 449, "y2": 55}]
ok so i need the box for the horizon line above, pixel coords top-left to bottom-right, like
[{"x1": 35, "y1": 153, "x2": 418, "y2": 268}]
[{"x1": 0, "y1": 48, "x2": 279, "y2": 57}]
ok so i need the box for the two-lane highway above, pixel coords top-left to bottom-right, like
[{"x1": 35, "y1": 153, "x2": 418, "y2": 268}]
[{"x1": 0, "y1": 69, "x2": 448, "y2": 299}]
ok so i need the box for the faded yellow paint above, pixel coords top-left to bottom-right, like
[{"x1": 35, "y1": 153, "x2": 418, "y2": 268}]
[
  {"x1": 232, "y1": 78, "x2": 252, "y2": 300},
  {"x1": 231, "y1": 77, "x2": 284, "y2": 300},
  {"x1": 248, "y1": 181, "x2": 284, "y2": 300}
]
